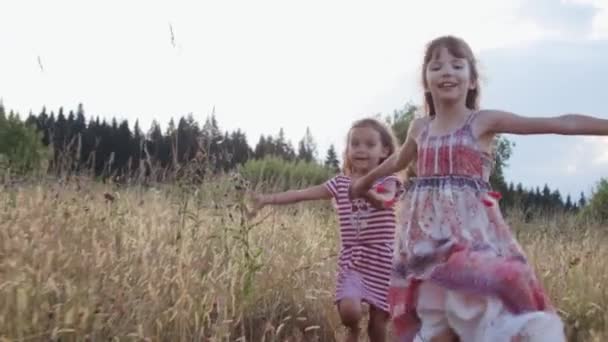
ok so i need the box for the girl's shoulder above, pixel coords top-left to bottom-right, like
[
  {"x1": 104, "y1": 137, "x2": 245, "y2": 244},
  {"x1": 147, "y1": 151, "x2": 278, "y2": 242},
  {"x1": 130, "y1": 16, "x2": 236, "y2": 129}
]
[
  {"x1": 409, "y1": 117, "x2": 432, "y2": 141},
  {"x1": 325, "y1": 174, "x2": 352, "y2": 189},
  {"x1": 411, "y1": 116, "x2": 431, "y2": 129},
  {"x1": 328, "y1": 173, "x2": 351, "y2": 182},
  {"x1": 324, "y1": 174, "x2": 352, "y2": 199}
]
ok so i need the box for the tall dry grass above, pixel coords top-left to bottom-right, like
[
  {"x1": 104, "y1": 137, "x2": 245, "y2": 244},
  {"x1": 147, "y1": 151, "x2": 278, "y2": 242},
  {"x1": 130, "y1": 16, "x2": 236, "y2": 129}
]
[{"x1": 0, "y1": 176, "x2": 606, "y2": 341}]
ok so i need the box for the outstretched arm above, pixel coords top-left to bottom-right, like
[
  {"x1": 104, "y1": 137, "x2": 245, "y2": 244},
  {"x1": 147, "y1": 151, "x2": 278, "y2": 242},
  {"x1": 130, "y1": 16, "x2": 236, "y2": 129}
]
[
  {"x1": 252, "y1": 185, "x2": 332, "y2": 209},
  {"x1": 478, "y1": 110, "x2": 608, "y2": 136},
  {"x1": 248, "y1": 184, "x2": 333, "y2": 218}
]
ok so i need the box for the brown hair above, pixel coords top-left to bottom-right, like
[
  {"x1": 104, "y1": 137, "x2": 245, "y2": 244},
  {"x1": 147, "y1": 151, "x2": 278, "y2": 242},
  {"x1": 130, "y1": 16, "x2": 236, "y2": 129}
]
[
  {"x1": 421, "y1": 35, "x2": 480, "y2": 117},
  {"x1": 342, "y1": 118, "x2": 398, "y2": 176}
]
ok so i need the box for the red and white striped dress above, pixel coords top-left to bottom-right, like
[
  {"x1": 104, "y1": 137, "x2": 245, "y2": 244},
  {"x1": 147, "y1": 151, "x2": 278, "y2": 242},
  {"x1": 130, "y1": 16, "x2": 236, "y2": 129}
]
[{"x1": 325, "y1": 175, "x2": 401, "y2": 313}]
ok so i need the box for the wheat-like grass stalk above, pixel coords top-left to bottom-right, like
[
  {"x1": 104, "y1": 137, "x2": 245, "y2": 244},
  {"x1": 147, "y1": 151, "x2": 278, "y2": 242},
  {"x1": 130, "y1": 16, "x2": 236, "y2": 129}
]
[{"x1": 0, "y1": 176, "x2": 606, "y2": 341}]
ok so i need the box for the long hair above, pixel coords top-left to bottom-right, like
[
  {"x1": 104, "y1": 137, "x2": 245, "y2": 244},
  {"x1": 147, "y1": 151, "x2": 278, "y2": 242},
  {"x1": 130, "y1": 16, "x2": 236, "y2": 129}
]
[
  {"x1": 421, "y1": 35, "x2": 480, "y2": 117},
  {"x1": 342, "y1": 118, "x2": 398, "y2": 176}
]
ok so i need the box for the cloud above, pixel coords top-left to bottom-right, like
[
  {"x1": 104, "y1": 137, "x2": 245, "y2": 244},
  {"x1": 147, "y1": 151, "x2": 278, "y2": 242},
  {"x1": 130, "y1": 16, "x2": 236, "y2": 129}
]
[
  {"x1": 478, "y1": 39, "x2": 608, "y2": 196},
  {"x1": 517, "y1": 0, "x2": 599, "y2": 38},
  {"x1": 566, "y1": 0, "x2": 608, "y2": 38},
  {"x1": 500, "y1": 134, "x2": 607, "y2": 197},
  {"x1": 565, "y1": 163, "x2": 578, "y2": 175},
  {"x1": 0, "y1": 0, "x2": 606, "y2": 196},
  {"x1": 480, "y1": 39, "x2": 608, "y2": 113},
  {"x1": 582, "y1": 136, "x2": 608, "y2": 165}
]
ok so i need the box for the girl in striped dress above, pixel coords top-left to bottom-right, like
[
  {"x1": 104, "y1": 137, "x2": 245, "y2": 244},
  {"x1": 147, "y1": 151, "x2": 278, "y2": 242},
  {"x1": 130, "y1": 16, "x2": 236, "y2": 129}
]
[
  {"x1": 350, "y1": 35, "x2": 608, "y2": 341},
  {"x1": 250, "y1": 118, "x2": 404, "y2": 341}
]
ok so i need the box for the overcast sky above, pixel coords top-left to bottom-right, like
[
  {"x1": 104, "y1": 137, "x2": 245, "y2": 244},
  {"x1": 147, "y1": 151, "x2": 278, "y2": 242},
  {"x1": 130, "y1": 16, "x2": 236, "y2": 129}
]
[{"x1": 1, "y1": 0, "x2": 607, "y2": 198}]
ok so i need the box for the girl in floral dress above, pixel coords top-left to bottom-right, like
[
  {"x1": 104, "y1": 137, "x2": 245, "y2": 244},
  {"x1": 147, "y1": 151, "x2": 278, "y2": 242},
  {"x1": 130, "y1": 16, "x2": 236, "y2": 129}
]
[{"x1": 350, "y1": 35, "x2": 608, "y2": 341}]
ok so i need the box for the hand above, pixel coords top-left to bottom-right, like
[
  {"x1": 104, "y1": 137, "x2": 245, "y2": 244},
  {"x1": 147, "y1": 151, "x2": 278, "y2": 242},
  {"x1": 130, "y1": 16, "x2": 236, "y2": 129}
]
[
  {"x1": 363, "y1": 190, "x2": 385, "y2": 209},
  {"x1": 363, "y1": 187, "x2": 398, "y2": 210},
  {"x1": 247, "y1": 192, "x2": 268, "y2": 218}
]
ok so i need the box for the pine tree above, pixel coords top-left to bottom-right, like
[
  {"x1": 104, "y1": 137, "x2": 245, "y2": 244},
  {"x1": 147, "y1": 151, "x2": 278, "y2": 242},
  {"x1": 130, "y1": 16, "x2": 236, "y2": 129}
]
[
  {"x1": 25, "y1": 111, "x2": 36, "y2": 127},
  {"x1": 74, "y1": 104, "x2": 86, "y2": 136},
  {"x1": 324, "y1": 144, "x2": 340, "y2": 172},
  {"x1": 201, "y1": 114, "x2": 222, "y2": 167},
  {"x1": 275, "y1": 128, "x2": 295, "y2": 161},
  {"x1": 265, "y1": 136, "x2": 276, "y2": 156},
  {"x1": 297, "y1": 127, "x2": 317, "y2": 163},
  {"x1": 55, "y1": 108, "x2": 67, "y2": 149},
  {"x1": 578, "y1": 192, "x2": 587, "y2": 208},
  {"x1": 550, "y1": 189, "x2": 563, "y2": 212},
  {"x1": 147, "y1": 120, "x2": 167, "y2": 168},
  {"x1": 254, "y1": 135, "x2": 267, "y2": 159},
  {"x1": 116, "y1": 120, "x2": 132, "y2": 171},
  {"x1": 36, "y1": 107, "x2": 51, "y2": 146},
  {"x1": 67, "y1": 110, "x2": 76, "y2": 140},
  {"x1": 565, "y1": 194, "x2": 574, "y2": 212},
  {"x1": 132, "y1": 119, "x2": 143, "y2": 163},
  {"x1": 230, "y1": 129, "x2": 250, "y2": 166}
]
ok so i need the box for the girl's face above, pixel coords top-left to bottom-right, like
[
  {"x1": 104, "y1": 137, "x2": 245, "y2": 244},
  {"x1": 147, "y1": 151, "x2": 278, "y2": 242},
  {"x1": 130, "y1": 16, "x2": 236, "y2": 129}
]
[
  {"x1": 425, "y1": 46, "x2": 476, "y2": 109},
  {"x1": 347, "y1": 126, "x2": 388, "y2": 174}
]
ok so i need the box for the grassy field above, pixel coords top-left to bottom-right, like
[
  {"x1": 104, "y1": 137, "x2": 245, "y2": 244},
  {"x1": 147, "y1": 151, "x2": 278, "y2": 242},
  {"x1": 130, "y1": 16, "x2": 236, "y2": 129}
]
[{"x1": 1, "y1": 176, "x2": 606, "y2": 341}]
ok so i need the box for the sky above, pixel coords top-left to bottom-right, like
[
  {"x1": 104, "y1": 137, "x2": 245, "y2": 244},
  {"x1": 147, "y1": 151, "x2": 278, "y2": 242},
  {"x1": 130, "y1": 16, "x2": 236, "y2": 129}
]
[{"x1": 1, "y1": 0, "x2": 607, "y2": 198}]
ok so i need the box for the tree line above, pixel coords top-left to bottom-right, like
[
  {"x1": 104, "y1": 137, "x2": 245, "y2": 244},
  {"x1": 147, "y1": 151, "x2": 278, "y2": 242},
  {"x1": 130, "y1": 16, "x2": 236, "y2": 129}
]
[{"x1": 0, "y1": 101, "x2": 588, "y2": 214}]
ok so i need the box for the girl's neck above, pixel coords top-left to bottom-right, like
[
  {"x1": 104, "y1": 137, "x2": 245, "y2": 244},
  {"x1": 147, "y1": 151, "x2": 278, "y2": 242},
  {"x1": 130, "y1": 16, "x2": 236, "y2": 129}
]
[
  {"x1": 433, "y1": 101, "x2": 470, "y2": 121},
  {"x1": 350, "y1": 169, "x2": 371, "y2": 179},
  {"x1": 432, "y1": 102, "x2": 472, "y2": 128}
]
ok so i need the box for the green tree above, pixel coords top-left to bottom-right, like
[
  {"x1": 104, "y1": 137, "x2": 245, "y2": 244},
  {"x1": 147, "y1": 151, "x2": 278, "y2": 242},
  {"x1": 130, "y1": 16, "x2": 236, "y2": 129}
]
[
  {"x1": 564, "y1": 194, "x2": 574, "y2": 212},
  {"x1": 297, "y1": 127, "x2": 317, "y2": 163},
  {"x1": 0, "y1": 104, "x2": 48, "y2": 176},
  {"x1": 583, "y1": 178, "x2": 608, "y2": 222},
  {"x1": 489, "y1": 136, "x2": 514, "y2": 194},
  {"x1": 254, "y1": 135, "x2": 267, "y2": 159},
  {"x1": 384, "y1": 102, "x2": 417, "y2": 144},
  {"x1": 275, "y1": 128, "x2": 296, "y2": 161},
  {"x1": 229, "y1": 129, "x2": 251, "y2": 167},
  {"x1": 324, "y1": 144, "x2": 340, "y2": 173},
  {"x1": 578, "y1": 192, "x2": 587, "y2": 208}
]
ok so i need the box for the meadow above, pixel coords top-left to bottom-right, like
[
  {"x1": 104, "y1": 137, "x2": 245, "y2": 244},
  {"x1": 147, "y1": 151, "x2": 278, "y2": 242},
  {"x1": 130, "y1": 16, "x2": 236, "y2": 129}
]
[{"x1": 1, "y1": 174, "x2": 606, "y2": 341}]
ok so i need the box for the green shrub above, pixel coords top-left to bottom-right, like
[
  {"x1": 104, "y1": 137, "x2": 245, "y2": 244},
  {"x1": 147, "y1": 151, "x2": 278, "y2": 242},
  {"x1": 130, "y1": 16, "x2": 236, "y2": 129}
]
[
  {"x1": 582, "y1": 178, "x2": 608, "y2": 222},
  {"x1": 0, "y1": 113, "x2": 49, "y2": 177},
  {"x1": 239, "y1": 156, "x2": 335, "y2": 191}
]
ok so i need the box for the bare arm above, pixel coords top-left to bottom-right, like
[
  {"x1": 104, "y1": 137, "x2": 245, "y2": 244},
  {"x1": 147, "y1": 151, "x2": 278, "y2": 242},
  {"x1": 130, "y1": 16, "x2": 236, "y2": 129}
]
[
  {"x1": 254, "y1": 185, "x2": 332, "y2": 207},
  {"x1": 248, "y1": 184, "x2": 332, "y2": 217},
  {"x1": 247, "y1": 185, "x2": 331, "y2": 218},
  {"x1": 350, "y1": 118, "x2": 424, "y2": 198},
  {"x1": 478, "y1": 110, "x2": 608, "y2": 136}
]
